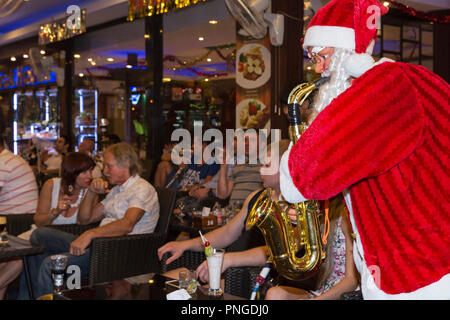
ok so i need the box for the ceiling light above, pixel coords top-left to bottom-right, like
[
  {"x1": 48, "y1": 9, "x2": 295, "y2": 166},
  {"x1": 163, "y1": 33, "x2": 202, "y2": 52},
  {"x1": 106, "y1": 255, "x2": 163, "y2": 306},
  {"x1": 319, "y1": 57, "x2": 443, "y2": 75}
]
[
  {"x1": 383, "y1": 1, "x2": 390, "y2": 7},
  {"x1": 204, "y1": 78, "x2": 209, "y2": 82},
  {"x1": 163, "y1": 78, "x2": 171, "y2": 82},
  {"x1": 10, "y1": 57, "x2": 16, "y2": 61},
  {"x1": 79, "y1": 73, "x2": 84, "y2": 77},
  {"x1": 23, "y1": 54, "x2": 29, "y2": 59},
  {"x1": 107, "y1": 58, "x2": 114, "y2": 62},
  {"x1": 87, "y1": 58, "x2": 93, "y2": 62},
  {"x1": 40, "y1": 50, "x2": 46, "y2": 55},
  {"x1": 207, "y1": 58, "x2": 212, "y2": 62},
  {"x1": 198, "y1": 36, "x2": 204, "y2": 41},
  {"x1": 144, "y1": 34, "x2": 150, "y2": 39},
  {"x1": 91, "y1": 61, "x2": 96, "y2": 66},
  {"x1": 74, "y1": 54, "x2": 81, "y2": 59},
  {"x1": 209, "y1": 20, "x2": 218, "y2": 25},
  {"x1": 126, "y1": 64, "x2": 132, "y2": 69}
]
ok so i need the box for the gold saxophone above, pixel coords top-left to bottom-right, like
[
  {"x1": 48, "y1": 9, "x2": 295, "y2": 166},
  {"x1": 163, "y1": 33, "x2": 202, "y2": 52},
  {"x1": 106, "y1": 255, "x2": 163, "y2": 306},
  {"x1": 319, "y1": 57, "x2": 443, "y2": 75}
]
[{"x1": 246, "y1": 77, "x2": 330, "y2": 281}]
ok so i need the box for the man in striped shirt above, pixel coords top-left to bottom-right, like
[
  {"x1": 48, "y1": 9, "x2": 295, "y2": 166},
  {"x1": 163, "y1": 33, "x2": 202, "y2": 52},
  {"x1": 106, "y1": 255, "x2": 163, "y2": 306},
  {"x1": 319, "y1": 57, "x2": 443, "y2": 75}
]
[{"x1": 0, "y1": 136, "x2": 38, "y2": 214}]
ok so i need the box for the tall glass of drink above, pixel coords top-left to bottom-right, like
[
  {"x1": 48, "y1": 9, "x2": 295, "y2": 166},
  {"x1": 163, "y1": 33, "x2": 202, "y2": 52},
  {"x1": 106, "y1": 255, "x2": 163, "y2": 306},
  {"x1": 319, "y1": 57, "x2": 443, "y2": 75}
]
[
  {"x1": 50, "y1": 254, "x2": 68, "y2": 295},
  {"x1": 206, "y1": 249, "x2": 224, "y2": 296}
]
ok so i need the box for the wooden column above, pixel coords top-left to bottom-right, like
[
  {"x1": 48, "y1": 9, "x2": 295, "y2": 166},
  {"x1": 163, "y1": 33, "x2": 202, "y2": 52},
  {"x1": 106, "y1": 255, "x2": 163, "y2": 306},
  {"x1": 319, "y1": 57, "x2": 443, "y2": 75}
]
[
  {"x1": 270, "y1": 0, "x2": 304, "y2": 139},
  {"x1": 145, "y1": 14, "x2": 164, "y2": 161},
  {"x1": 433, "y1": 10, "x2": 450, "y2": 83},
  {"x1": 61, "y1": 39, "x2": 74, "y2": 149}
]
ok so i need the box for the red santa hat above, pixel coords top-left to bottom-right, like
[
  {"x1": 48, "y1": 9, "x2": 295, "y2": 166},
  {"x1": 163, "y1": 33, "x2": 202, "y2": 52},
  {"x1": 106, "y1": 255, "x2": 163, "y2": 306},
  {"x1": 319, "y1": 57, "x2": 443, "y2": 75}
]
[{"x1": 304, "y1": 0, "x2": 388, "y2": 77}]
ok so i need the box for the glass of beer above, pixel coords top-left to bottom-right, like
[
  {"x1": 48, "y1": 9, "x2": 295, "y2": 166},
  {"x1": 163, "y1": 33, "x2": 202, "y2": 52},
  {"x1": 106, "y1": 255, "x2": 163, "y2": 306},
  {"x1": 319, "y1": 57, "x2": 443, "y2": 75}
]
[{"x1": 50, "y1": 254, "x2": 69, "y2": 295}]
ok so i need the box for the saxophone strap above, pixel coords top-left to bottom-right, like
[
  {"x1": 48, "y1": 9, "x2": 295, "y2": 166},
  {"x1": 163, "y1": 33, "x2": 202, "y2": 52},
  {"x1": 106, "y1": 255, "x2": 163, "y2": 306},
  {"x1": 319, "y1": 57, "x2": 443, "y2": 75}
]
[{"x1": 322, "y1": 199, "x2": 330, "y2": 245}]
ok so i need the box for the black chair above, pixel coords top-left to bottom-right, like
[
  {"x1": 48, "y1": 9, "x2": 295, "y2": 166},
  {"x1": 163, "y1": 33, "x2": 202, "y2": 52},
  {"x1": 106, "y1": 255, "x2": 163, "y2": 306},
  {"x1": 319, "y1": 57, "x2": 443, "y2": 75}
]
[
  {"x1": 224, "y1": 266, "x2": 261, "y2": 299},
  {"x1": 161, "y1": 250, "x2": 206, "y2": 274},
  {"x1": 86, "y1": 186, "x2": 176, "y2": 285},
  {"x1": 48, "y1": 223, "x2": 100, "y2": 236},
  {"x1": 0, "y1": 213, "x2": 35, "y2": 237}
]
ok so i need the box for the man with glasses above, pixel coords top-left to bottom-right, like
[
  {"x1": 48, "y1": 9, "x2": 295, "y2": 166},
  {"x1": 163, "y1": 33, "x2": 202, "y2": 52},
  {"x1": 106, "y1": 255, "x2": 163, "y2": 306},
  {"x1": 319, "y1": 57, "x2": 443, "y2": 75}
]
[{"x1": 280, "y1": 0, "x2": 449, "y2": 299}]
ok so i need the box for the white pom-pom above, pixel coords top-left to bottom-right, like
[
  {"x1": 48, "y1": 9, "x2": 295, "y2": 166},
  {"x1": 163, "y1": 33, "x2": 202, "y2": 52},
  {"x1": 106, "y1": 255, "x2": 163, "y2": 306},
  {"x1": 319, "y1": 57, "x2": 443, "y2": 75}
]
[{"x1": 344, "y1": 53, "x2": 375, "y2": 78}]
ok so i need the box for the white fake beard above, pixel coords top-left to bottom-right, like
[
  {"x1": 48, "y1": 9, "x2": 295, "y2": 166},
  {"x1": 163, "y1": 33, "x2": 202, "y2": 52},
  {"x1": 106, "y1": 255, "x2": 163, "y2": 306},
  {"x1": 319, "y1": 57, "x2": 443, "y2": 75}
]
[{"x1": 313, "y1": 48, "x2": 353, "y2": 115}]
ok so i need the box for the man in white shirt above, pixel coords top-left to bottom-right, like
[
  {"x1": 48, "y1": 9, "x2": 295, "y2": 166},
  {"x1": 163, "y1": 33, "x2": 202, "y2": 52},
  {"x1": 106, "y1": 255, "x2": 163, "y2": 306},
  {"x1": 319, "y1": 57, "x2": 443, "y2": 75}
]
[
  {"x1": 18, "y1": 142, "x2": 159, "y2": 299},
  {"x1": 0, "y1": 136, "x2": 38, "y2": 214}
]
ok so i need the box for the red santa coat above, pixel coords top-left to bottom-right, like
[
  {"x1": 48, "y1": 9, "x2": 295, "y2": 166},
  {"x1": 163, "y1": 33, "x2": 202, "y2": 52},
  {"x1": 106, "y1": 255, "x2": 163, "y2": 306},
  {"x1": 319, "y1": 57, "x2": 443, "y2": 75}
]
[{"x1": 282, "y1": 61, "x2": 450, "y2": 295}]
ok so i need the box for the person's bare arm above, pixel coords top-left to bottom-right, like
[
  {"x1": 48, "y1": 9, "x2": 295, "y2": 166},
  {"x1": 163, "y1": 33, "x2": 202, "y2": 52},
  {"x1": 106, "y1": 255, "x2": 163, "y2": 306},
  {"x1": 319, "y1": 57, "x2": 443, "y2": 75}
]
[
  {"x1": 217, "y1": 164, "x2": 233, "y2": 199},
  {"x1": 70, "y1": 207, "x2": 144, "y2": 256},
  {"x1": 77, "y1": 179, "x2": 105, "y2": 225},
  {"x1": 196, "y1": 246, "x2": 269, "y2": 283},
  {"x1": 33, "y1": 179, "x2": 62, "y2": 227},
  {"x1": 158, "y1": 189, "x2": 261, "y2": 264}
]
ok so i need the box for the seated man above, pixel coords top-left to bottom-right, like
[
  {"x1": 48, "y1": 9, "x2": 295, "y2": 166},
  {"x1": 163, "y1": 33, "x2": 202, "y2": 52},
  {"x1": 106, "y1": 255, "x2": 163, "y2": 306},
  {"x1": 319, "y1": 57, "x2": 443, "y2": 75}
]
[
  {"x1": 18, "y1": 142, "x2": 159, "y2": 299},
  {"x1": 217, "y1": 131, "x2": 263, "y2": 206}
]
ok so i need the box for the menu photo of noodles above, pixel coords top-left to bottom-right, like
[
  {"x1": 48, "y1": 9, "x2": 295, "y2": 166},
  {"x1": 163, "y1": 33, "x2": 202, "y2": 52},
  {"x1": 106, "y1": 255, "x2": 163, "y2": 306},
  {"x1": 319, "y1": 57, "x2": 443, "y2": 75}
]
[
  {"x1": 236, "y1": 44, "x2": 271, "y2": 89},
  {"x1": 237, "y1": 98, "x2": 270, "y2": 130}
]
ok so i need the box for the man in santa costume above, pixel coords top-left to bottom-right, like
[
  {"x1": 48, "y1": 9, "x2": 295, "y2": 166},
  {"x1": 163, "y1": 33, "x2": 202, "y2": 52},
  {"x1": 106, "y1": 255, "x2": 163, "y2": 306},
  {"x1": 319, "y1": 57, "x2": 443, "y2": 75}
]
[{"x1": 280, "y1": 0, "x2": 450, "y2": 299}]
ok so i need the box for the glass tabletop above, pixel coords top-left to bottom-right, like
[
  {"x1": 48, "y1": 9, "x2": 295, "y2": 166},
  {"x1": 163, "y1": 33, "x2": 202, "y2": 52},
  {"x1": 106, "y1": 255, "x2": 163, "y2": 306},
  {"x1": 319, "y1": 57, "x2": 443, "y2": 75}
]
[{"x1": 57, "y1": 273, "x2": 245, "y2": 300}]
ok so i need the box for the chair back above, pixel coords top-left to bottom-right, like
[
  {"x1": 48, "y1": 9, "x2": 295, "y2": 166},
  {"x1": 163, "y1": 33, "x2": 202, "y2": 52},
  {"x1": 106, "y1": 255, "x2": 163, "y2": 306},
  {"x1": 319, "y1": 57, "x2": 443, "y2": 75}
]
[
  {"x1": 140, "y1": 159, "x2": 155, "y2": 183},
  {"x1": 154, "y1": 186, "x2": 177, "y2": 235},
  {"x1": 0, "y1": 213, "x2": 34, "y2": 236}
]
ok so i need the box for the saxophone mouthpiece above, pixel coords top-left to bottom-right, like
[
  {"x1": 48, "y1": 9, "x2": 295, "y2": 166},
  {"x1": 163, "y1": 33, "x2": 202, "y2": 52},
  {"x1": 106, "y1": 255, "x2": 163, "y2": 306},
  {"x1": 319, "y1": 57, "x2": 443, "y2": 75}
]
[{"x1": 314, "y1": 76, "x2": 330, "y2": 88}]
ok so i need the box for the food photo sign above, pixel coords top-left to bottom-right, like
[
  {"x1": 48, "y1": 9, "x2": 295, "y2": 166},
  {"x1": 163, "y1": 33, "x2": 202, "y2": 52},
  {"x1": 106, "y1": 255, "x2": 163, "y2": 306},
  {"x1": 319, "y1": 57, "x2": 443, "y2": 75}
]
[{"x1": 235, "y1": 33, "x2": 271, "y2": 130}]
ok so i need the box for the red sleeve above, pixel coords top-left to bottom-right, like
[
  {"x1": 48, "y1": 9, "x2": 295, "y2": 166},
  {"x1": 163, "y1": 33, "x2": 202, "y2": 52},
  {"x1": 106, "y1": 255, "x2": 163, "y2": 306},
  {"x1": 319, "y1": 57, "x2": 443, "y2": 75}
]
[{"x1": 288, "y1": 62, "x2": 425, "y2": 200}]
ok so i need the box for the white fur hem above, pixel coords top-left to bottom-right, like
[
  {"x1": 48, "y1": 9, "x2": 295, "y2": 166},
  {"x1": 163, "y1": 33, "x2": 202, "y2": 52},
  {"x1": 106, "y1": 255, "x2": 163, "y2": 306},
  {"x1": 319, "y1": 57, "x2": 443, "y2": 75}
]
[
  {"x1": 344, "y1": 190, "x2": 450, "y2": 300},
  {"x1": 304, "y1": 26, "x2": 355, "y2": 51},
  {"x1": 280, "y1": 143, "x2": 308, "y2": 203}
]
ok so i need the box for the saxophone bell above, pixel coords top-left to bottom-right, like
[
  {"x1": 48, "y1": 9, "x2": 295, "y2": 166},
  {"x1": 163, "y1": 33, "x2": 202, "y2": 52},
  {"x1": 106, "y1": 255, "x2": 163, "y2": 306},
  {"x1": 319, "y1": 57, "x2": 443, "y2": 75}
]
[{"x1": 246, "y1": 77, "x2": 330, "y2": 281}]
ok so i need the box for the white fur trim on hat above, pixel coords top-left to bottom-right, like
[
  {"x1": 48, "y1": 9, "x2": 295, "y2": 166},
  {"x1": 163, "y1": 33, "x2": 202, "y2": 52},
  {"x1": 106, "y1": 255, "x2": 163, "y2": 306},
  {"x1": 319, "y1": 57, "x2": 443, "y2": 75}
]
[
  {"x1": 280, "y1": 144, "x2": 308, "y2": 203},
  {"x1": 303, "y1": 25, "x2": 355, "y2": 51},
  {"x1": 344, "y1": 53, "x2": 375, "y2": 78}
]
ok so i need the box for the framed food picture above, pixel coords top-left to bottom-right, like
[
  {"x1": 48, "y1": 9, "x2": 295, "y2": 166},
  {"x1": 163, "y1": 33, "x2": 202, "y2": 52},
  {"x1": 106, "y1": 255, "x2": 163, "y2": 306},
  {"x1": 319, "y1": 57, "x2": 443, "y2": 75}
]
[
  {"x1": 236, "y1": 44, "x2": 271, "y2": 89},
  {"x1": 237, "y1": 98, "x2": 270, "y2": 130}
]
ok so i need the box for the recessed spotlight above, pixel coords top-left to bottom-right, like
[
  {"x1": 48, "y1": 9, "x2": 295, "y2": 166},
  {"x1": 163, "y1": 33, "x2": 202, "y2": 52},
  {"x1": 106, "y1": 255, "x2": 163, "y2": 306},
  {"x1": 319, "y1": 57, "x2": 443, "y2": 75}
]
[
  {"x1": 10, "y1": 57, "x2": 16, "y2": 61},
  {"x1": 163, "y1": 78, "x2": 171, "y2": 82},
  {"x1": 74, "y1": 54, "x2": 81, "y2": 59},
  {"x1": 198, "y1": 36, "x2": 204, "y2": 41},
  {"x1": 107, "y1": 58, "x2": 114, "y2": 62},
  {"x1": 126, "y1": 64, "x2": 132, "y2": 69},
  {"x1": 79, "y1": 73, "x2": 84, "y2": 77},
  {"x1": 23, "y1": 54, "x2": 29, "y2": 59},
  {"x1": 204, "y1": 78, "x2": 209, "y2": 82},
  {"x1": 207, "y1": 58, "x2": 212, "y2": 62},
  {"x1": 87, "y1": 58, "x2": 93, "y2": 62},
  {"x1": 209, "y1": 20, "x2": 218, "y2": 25},
  {"x1": 383, "y1": 1, "x2": 390, "y2": 7},
  {"x1": 144, "y1": 34, "x2": 150, "y2": 39},
  {"x1": 90, "y1": 61, "x2": 96, "y2": 66},
  {"x1": 40, "y1": 50, "x2": 46, "y2": 55}
]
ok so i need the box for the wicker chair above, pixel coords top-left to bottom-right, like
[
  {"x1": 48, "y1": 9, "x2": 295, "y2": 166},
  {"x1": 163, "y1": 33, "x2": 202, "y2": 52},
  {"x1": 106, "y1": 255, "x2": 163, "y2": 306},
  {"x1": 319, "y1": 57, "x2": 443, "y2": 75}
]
[
  {"x1": 224, "y1": 266, "x2": 261, "y2": 299},
  {"x1": 160, "y1": 250, "x2": 206, "y2": 274},
  {"x1": 0, "y1": 213, "x2": 35, "y2": 237},
  {"x1": 86, "y1": 186, "x2": 177, "y2": 285},
  {"x1": 48, "y1": 223, "x2": 100, "y2": 235}
]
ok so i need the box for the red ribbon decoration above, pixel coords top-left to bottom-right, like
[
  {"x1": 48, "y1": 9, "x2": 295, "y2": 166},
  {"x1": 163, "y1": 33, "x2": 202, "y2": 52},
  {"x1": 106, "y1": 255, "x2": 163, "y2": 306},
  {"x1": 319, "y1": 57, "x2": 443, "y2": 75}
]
[{"x1": 387, "y1": 0, "x2": 450, "y2": 24}]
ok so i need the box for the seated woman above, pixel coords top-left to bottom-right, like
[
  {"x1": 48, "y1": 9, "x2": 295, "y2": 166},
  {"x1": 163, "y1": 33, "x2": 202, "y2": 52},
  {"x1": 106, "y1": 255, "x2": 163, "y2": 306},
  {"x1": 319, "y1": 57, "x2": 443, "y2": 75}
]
[
  {"x1": 157, "y1": 140, "x2": 290, "y2": 279},
  {"x1": 158, "y1": 139, "x2": 359, "y2": 300},
  {"x1": 0, "y1": 152, "x2": 97, "y2": 300}
]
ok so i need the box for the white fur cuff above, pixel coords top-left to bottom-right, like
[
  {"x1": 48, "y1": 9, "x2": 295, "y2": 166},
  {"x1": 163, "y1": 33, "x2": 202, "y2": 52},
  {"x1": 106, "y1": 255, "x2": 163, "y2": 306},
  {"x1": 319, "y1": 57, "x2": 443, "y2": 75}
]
[{"x1": 280, "y1": 144, "x2": 308, "y2": 203}]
